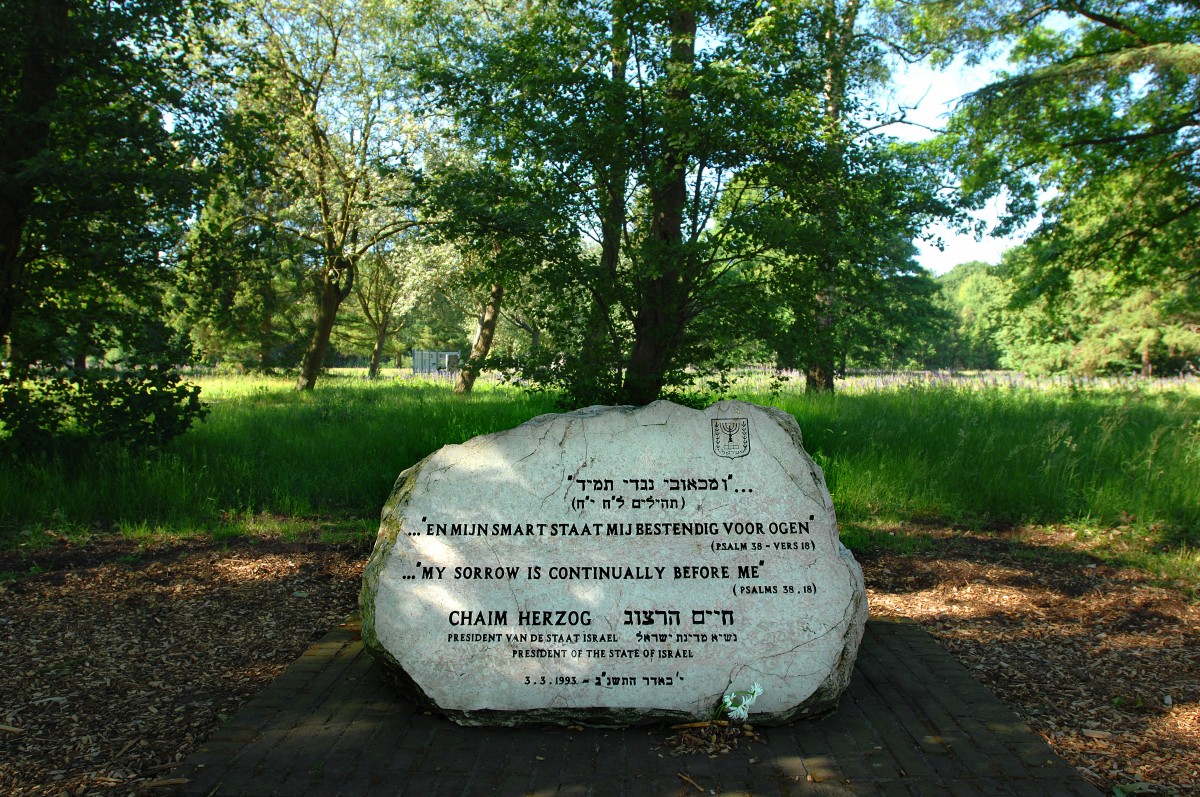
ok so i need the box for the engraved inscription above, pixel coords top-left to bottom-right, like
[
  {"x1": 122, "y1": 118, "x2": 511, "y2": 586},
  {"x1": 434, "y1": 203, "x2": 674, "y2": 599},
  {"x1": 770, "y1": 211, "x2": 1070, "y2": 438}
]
[{"x1": 360, "y1": 400, "x2": 867, "y2": 726}]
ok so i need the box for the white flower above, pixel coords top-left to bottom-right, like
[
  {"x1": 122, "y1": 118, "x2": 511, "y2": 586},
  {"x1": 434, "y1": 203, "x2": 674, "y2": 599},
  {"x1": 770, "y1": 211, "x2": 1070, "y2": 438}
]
[{"x1": 718, "y1": 683, "x2": 767, "y2": 721}]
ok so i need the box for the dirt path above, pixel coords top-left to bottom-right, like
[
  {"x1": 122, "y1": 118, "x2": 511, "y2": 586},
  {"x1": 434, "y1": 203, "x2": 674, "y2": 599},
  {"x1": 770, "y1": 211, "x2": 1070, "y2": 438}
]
[{"x1": 1, "y1": 531, "x2": 1196, "y2": 795}]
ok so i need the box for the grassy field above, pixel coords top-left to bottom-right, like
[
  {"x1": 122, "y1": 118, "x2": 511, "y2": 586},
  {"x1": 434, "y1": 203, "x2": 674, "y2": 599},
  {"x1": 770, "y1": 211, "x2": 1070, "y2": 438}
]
[
  {"x1": 2, "y1": 371, "x2": 1197, "y2": 584},
  {"x1": 0, "y1": 374, "x2": 558, "y2": 545},
  {"x1": 753, "y1": 382, "x2": 1200, "y2": 582}
]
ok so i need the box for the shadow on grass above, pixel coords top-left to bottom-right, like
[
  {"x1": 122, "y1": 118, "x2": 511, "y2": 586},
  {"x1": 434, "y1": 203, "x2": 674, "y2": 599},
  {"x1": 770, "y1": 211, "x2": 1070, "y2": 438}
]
[{"x1": 842, "y1": 520, "x2": 1199, "y2": 597}]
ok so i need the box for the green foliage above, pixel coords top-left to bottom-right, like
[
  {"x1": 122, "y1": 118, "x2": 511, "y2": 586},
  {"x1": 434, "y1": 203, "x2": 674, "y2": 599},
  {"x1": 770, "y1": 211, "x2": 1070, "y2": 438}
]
[
  {"x1": 992, "y1": 245, "x2": 1200, "y2": 376},
  {"x1": 927, "y1": 252, "x2": 1200, "y2": 377},
  {"x1": 0, "y1": 375, "x2": 65, "y2": 452},
  {"x1": 212, "y1": 0, "x2": 425, "y2": 390},
  {"x1": 0, "y1": 0, "x2": 228, "y2": 365},
  {"x1": 490, "y1": 286, "x2": 632, "y2": 408},
  {"x1": 929, "y1": 260, "x2": 1007, "y2": 370},
  {"x1": 171, "y1": 122, "x2": 312, "y2": 371},
  {"x1": 896, "y1": 3, "x2": 1200, "y2": 380},
  {"x1": 0, "y1": 368, "x2": 208, "y2": 455},
  {"x1": 828, "y1": 263, "x2": 952, "y2": 372},
  {"x1": 406, "y1": 0, "x2": 890, "y2": 403},
  {"x1": 741, "y1": 140, "x2": 956, "y2": 380},
  {"x1": 414, "y1": 156, "x2": 583, "y2": 393},
  {"x1": 67, "y1": 372, "x2": 208, "y2": 450},
  {"x1": 333, "y1": 237, "x2": 457, "y2": 376},
  {"x1": 919, "y1": 1, "x2": 1200, "y2": 299},
  {"x1": 0, "y1": 0, "x2": 233, "y2": 486}
]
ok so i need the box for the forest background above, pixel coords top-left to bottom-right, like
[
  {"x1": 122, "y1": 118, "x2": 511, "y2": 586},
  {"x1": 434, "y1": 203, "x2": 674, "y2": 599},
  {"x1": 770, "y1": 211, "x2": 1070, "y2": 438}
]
[{"x1": 0, "y1": 0, "x2": 1197, "y2": 483}]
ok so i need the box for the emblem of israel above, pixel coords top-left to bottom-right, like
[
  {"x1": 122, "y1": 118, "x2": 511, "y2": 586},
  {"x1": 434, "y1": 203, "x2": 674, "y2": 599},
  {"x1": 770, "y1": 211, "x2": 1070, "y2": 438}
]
[{"x1": 711, "y1": 418, "x2": 750, "y2": 458}]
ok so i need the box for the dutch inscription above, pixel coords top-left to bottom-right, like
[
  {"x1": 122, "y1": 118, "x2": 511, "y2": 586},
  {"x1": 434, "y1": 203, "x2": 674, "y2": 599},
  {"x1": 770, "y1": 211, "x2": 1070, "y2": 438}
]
[{"x1": 360, "y1": 400, "x2": 867, "y2": 727}]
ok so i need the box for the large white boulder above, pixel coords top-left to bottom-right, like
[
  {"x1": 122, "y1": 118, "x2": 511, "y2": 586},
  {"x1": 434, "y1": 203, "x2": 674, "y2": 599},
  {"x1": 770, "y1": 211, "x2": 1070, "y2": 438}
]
[{"x1": 360, "y1": 400, "x2": 867, "y2": 726}]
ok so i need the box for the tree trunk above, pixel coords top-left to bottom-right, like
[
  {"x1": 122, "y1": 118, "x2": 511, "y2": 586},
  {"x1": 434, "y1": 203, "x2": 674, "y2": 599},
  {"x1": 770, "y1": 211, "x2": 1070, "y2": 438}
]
[
  {"x1": 620, "y1": 5, "x2": 695, "y2": 406},
  {"x1": 296, "y1": 280, "x2": 341, "y2": 390},
  {"x1": 296, "y1": 256, "x2": 353, "y2": 391},
  {"x1": 805, "y1": 279, "x2": 837, "y2": 392},
  {"x1": 800, "y1": 0, "x2": 860, "y2": 396},
  {"x1": 368, "y1": 319, "x2": 390, "y2": 379},
  {"x1": 455, "y1": 282, "x2": 504, "y2": 395},
  {"x1": 624, "y1": 279, "x2": 690, "y2": 404},
  {"x1": 0, "y1": 0, "x2": 70, "y2": 343},
  {"x1": 805, "y1": 358, "x2": 836, "y2": 393},
  {"x1": 599, "y1": 0, "x2": 629, "y2": 281}
]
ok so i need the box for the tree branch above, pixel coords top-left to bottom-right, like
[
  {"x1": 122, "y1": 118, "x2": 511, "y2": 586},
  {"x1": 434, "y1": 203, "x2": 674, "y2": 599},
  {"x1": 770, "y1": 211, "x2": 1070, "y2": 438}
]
[{"x1": 1063, "y1": 0, "x2": 1149, "y2": 47}]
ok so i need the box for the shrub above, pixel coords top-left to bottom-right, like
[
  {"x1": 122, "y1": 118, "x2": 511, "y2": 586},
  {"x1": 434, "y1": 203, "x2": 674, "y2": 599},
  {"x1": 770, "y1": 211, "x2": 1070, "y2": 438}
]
[{"x1": 0, "y1": 368, "x2": 207, "y2": 456}]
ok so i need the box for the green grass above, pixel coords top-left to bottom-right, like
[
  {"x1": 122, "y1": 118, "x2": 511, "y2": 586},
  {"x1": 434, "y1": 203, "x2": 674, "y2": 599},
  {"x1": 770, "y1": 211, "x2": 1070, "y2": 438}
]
[
  {"x1": 748, "y1": 384, "x2": 1200, "y2": 533},
  {"x1": 2, "y1": 372, "x2": 1196, "y2": 585},
  {"x1": 744, "y1": 383, "x2": 1200, "y2": 584},
  {"x1": 0, "y1": 374, "x2": 557, "y2": 545}
]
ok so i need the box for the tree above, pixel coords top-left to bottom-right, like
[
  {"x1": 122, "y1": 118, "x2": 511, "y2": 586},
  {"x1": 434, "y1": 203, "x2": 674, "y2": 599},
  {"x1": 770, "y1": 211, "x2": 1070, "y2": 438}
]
[
  {"x1": 0, "y1": 0, "x2": 224, "y2": 364},
  {"x1": 172, "y1": 128, "x2": 311, "y2": 372},
  {"x1": 233, "y1": 0, "x2": 421, "y2": 390},
  {"x1": 792, "y1": 0, "x2": 867, "y2": 392},
  {"x1": 405, "y1": 0, "x2": 847, "y2": 405},
  {"x1": 0, "y1": 1, "x2": 220, "y2": 453},
  {"x1": 337, "y1": 236, "x2": 448, "y2": 378},
  {"x1": 915, "y1": 1, "x2": 1199, "y2": 298},
  {"x1": 932, "y1": 260, "x2": 1007, "y2": 370},
  {"x1": 833, "y1": 251, "x2": 950, "y2": 372},
  {"x1": 762, "y1": 140, "x2": 952, "y2": 388},
  {"x1": 995, "y1": 244, "x2": 1200, "y2": 375},
  {"x1": 772, "y1": 0, "x2": 964, "y2": 389},
  {"x1": 397, "y1": 291, "x2": 472, "y2": 355}
]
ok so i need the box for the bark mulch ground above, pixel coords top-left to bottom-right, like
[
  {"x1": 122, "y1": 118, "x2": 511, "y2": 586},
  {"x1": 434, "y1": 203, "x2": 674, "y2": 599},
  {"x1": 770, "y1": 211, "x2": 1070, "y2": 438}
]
[{"x1": 1, "y1": 528, "x2": 1196, "y2": 796}]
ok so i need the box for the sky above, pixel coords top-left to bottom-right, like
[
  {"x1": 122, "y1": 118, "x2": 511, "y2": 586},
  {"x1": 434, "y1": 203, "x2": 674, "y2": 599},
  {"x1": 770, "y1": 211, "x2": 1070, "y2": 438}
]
[{"x1": 882, "y1": 59, "x2": 1034, "y2": 276}]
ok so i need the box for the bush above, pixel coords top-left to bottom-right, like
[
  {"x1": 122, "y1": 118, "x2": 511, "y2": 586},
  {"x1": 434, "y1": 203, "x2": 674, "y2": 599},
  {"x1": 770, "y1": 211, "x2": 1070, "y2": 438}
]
[{"x1": 0, "y1": 368, "x2": 208, "y2": 456}]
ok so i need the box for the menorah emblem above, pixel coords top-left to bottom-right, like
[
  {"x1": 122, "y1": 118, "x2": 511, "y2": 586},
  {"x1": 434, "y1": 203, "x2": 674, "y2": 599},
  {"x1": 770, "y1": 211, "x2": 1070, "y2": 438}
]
[{"x1": 711, "y1": 418, "x2": 750, "y2": 458}]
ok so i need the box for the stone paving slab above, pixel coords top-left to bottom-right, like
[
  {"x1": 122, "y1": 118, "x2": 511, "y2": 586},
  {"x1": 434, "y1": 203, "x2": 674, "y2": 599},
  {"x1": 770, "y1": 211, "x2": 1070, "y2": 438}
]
[{"x1": 169, "y1": 619, "x2": 1100, "y2": 797}]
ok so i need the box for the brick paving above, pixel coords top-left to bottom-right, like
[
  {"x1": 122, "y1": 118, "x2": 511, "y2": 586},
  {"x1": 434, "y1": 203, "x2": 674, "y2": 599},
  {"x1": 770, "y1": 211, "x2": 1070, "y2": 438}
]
[{"x1": 169, "y1": 619, "x2": 1099, "y2": 796}]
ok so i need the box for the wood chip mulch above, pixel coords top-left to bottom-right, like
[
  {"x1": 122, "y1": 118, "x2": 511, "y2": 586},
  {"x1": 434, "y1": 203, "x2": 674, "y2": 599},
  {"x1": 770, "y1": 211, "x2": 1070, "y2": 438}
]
[
  {"x1": 0, "y1": 529, "x2": 1196, "y2": 796},
  {"x1": 0, "y1": 536, "x2": 366, "y2": 796},
  {"x1": 863, "y1": 528, "x2": 1199, "y2": 797}
]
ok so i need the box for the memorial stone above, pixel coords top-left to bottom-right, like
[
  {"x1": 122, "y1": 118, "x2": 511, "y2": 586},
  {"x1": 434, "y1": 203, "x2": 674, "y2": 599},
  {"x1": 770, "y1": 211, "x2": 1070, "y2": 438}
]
[{"x1": 360, "y1": 400, "x2": 867, "y2": 726}]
